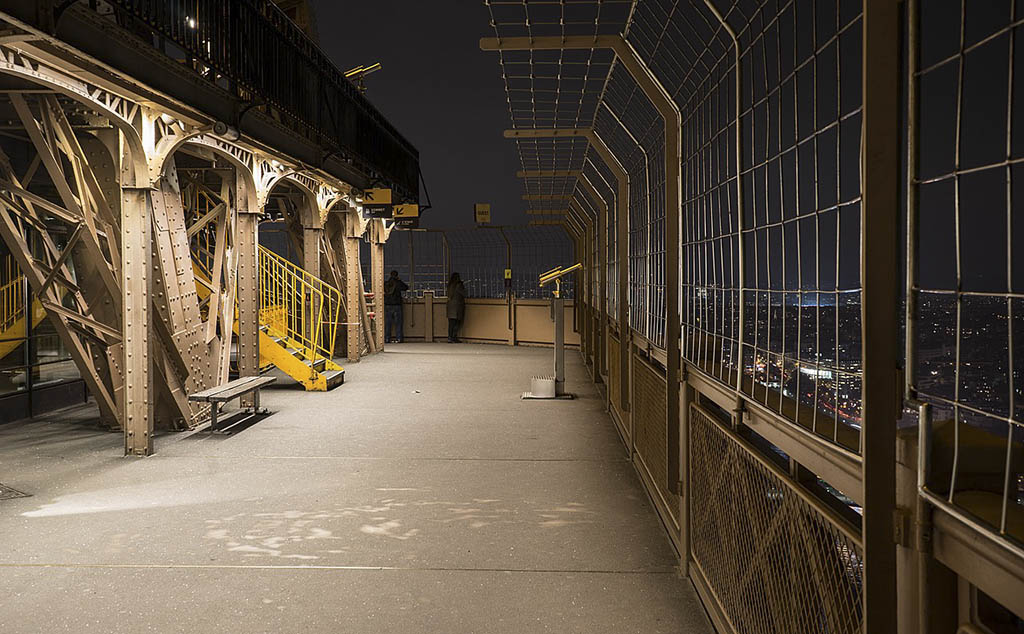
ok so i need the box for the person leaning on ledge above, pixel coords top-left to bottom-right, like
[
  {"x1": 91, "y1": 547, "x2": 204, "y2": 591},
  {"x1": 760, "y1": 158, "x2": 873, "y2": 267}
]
[
  {"x1": 383, "y1": 270, "x2": 408, "y2": 344},
  {"x1": 446, "y1": 272, "x2": 466, "y2": 343}
]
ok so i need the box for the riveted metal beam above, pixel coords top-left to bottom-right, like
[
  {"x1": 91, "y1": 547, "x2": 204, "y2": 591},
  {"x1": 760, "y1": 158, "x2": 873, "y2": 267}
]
[
  {"x1": 122, "y1": 186, "x2": 153, "y2": 455},
  {"x1": 236, "y1": 208, "x2": 260, "y2": 407}
]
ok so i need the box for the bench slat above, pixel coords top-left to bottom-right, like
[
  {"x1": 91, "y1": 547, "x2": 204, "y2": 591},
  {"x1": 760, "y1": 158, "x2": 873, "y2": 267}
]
[
  {"x1": 189, "y1": 376, "x2": 276, "y2": 402},
  {"x1": 188, "y1": 376, "x2": 262, "y2": 401},
  {"x1": 208, "y1": 376, "x2": 275, "y2": 401}
]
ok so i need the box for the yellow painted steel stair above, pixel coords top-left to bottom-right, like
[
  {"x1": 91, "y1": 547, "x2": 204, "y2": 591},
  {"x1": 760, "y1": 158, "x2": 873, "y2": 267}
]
[
  {"x1": 192, "y1": 250, "x2": 345, "y2": 391},
  {"x1": 0, "y1": 256, "x2": 44, "y2": 363},
  {"x1": 186, "y1": 188, "x2": 344, "y2": 392},
  {"x1": 255, "y1": 246, "x2": 345, "y2": 391}
]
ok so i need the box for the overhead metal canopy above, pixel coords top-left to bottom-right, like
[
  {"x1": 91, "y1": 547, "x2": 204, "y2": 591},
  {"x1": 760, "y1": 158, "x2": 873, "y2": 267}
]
[{"x1": 484, "y1": 1, "x2": 633, "y2": 217}]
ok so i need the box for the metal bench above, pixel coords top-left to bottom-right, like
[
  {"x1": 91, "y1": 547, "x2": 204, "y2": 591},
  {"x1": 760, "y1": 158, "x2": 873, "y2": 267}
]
[{"x1": 188, "y1": 376, "x2": 276, "y2": 432}]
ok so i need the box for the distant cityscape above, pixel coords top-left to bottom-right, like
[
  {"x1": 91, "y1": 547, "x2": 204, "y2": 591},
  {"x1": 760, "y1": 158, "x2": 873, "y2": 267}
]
[{"x1": 688, "y1": 290, "x2": 1019, "y2": 440}]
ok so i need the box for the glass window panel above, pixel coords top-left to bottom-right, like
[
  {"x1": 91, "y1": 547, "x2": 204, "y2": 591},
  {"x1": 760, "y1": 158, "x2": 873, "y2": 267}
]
[{"x1": 0, "y1": 366, "x2": 27, "y2": 397}]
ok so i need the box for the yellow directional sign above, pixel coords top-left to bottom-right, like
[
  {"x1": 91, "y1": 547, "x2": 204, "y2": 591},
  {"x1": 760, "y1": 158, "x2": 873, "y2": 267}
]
[
  {"x1": 362, "y1": 188, "x2": 393, "y2": 218},
  {"x1": 394, "y1": 204, "x2": 419, "y2": 218},
  {"x1": 474, "y1": 203, "x2": 491, "y2": 224},
  {"x1": 364, "y1": 188, "x2": 392, "y2": 204}
]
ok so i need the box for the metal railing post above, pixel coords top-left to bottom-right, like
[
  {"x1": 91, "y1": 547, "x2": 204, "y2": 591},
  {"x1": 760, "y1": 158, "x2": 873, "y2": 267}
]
[
  {"x1": 579, "y1": 171, "x2": 609, "y2": 382},
  {"x1": 862, "y1": 0, "x2": 902, "y2": 629}
]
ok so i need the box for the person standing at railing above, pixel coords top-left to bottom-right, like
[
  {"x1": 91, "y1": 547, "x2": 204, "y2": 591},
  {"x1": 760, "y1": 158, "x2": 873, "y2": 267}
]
[
  {"x1": 384, "y1": 270, "x2": 409, "y2": 344},
  {"x1": 446, "y1": 272, "x2": 466, "y2": 343}
]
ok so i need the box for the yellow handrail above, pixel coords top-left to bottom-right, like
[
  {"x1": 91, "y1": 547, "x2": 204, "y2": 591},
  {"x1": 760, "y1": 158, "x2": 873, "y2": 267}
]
[
  {"x1": 0, "y1": 254, "x2": 24, "y2": 334},
  {"x1": 186, "y1": 186, "x2": 221, "y2": 282},
  {"x1": 182, "y1": 182, "x2": 343, "y2": 371},
  {"x1": 259, "y1": 245, "x2": 341, "y2": 365}
]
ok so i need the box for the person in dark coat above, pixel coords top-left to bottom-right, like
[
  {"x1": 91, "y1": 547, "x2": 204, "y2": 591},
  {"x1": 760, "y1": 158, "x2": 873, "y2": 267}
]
[
  {"x1": 446, "y1": 272, "x2": 466, "y2": 343},
  {"x1": 383, "y1": 270, "x2": 408, "y2": 343}
]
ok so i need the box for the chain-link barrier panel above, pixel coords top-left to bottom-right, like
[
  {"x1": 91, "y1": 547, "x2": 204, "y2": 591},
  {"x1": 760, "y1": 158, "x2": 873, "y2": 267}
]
[
  {"x1": 690, "y1": 404, "x2": 864, "y2": 634},
  {"x1": 609, "y1": 331, "x2": 624, "y2": 423},
  {"x1": 632, "y1": 354, "x2": 678, "y2": 522}
]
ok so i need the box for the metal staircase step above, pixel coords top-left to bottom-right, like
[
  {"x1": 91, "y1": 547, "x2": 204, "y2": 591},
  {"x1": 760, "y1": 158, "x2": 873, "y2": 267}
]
[
  {"x1": 321, "y1": 369, "x2": 345, "y2": 389},
  {"x1": 302, "y1": 358, "x2": 327, "y2": 372}
]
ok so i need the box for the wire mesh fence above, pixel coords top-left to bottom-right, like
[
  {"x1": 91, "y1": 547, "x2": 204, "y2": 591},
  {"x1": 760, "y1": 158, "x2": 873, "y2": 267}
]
[
  {"x1": 479, "y1": 0, "x2": 1024, "y2": 618},
  {"x1": 384, "y1": 226, "x2": 575, "y2": 300},
  {"x1": 626, "y1": 0, "x2": 866, "y2": 452},
  {"x1": 909, "y1": 0, "x2": 1024, "y2": 544},
  {"x1": 690, "y1": 404, "x2": 864, "y2": 634},
  {"x1": 584, "y1": 157, "x2": 619, "y2": 318},
  {"x1": 599, "y1": 68, "x2": 668, "y2": 346}
]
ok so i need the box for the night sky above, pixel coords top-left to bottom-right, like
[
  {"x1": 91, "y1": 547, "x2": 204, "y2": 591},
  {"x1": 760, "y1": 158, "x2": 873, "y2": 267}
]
[
  {"x1": 309, "y1": 1, "x2": 524, "y2": 229},
  {"x1": 304, "y1": 2, "x2": 1018, "y2": 294}
]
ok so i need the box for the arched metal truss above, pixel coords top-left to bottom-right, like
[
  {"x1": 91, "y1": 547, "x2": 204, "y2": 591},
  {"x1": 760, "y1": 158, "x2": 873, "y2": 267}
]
[{"x1": 0, "y1": 7, "x2": 397, "y2": 458}]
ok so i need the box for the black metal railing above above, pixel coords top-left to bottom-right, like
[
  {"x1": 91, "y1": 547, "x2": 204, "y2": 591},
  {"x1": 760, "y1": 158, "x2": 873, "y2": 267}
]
[{"x1": 73, "y1": 0, "x2": 419, "y2": 198}]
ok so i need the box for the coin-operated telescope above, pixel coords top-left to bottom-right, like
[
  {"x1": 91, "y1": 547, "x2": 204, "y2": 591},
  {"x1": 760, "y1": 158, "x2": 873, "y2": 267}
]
[{"x1": 522, "y1": 262, "x2": 583, "y2": 400}]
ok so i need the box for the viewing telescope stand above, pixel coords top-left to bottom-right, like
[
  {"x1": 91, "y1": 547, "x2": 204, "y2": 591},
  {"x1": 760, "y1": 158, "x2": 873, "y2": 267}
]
[{"x1": 522, "y1": 263, "x2": 582, "y2": 400}]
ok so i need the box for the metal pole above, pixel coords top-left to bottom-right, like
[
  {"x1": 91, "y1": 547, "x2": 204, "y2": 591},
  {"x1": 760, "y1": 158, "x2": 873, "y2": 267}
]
[
  {"x1": 22, "y1": 263, "x2": 31, "y2": 413},
  {"x1": 586, "y1": 131, "x2": 631, "y2": 414},
  {"x1": 905, "y1": 0, "x2": 919, "y2": 404},
  {"x1": 610, "y1": 37, "x2": 684, "y2": 500},
  {"x1": 701, "y1": 0, "x2": 745, "y2": 408},
  {"x1": 862, "y1": 0, "x2": 901, "y2": 629},
  {"x1": 580, "y1": 172, "x2": 609, "y2": 381},
  {"x1": 408, "y1": 229, "x2": 416, "y2": 328},
  {"x1": 554, "y1": 294, "x2": 565, "y2": 391}
]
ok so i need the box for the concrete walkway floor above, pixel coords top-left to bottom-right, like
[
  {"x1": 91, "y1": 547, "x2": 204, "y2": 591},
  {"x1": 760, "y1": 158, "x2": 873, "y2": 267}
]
[{"x1": 0, "y1": 343, "x2": 713, "y2": 633}]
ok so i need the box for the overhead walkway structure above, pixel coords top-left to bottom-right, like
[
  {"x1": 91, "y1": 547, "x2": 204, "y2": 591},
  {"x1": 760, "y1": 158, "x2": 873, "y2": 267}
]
[
  {"x1": 0, "y1": 1, "x2": 414, "y2": 454},
  {"x1": 480, "y1": 1, "x2": 1024, "y2": 633}
]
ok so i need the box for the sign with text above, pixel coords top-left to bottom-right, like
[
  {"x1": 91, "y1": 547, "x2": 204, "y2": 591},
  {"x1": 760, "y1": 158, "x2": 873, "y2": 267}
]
[
  {"x1": 362, "y1": 188, "x2": 393, "y2": 218},
  {"x1": 474, "y1": 203, "x2": 491, "y2": 224},
  {"x1": 394, "y1": 204, "x2": 420, "y2": 228}
]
